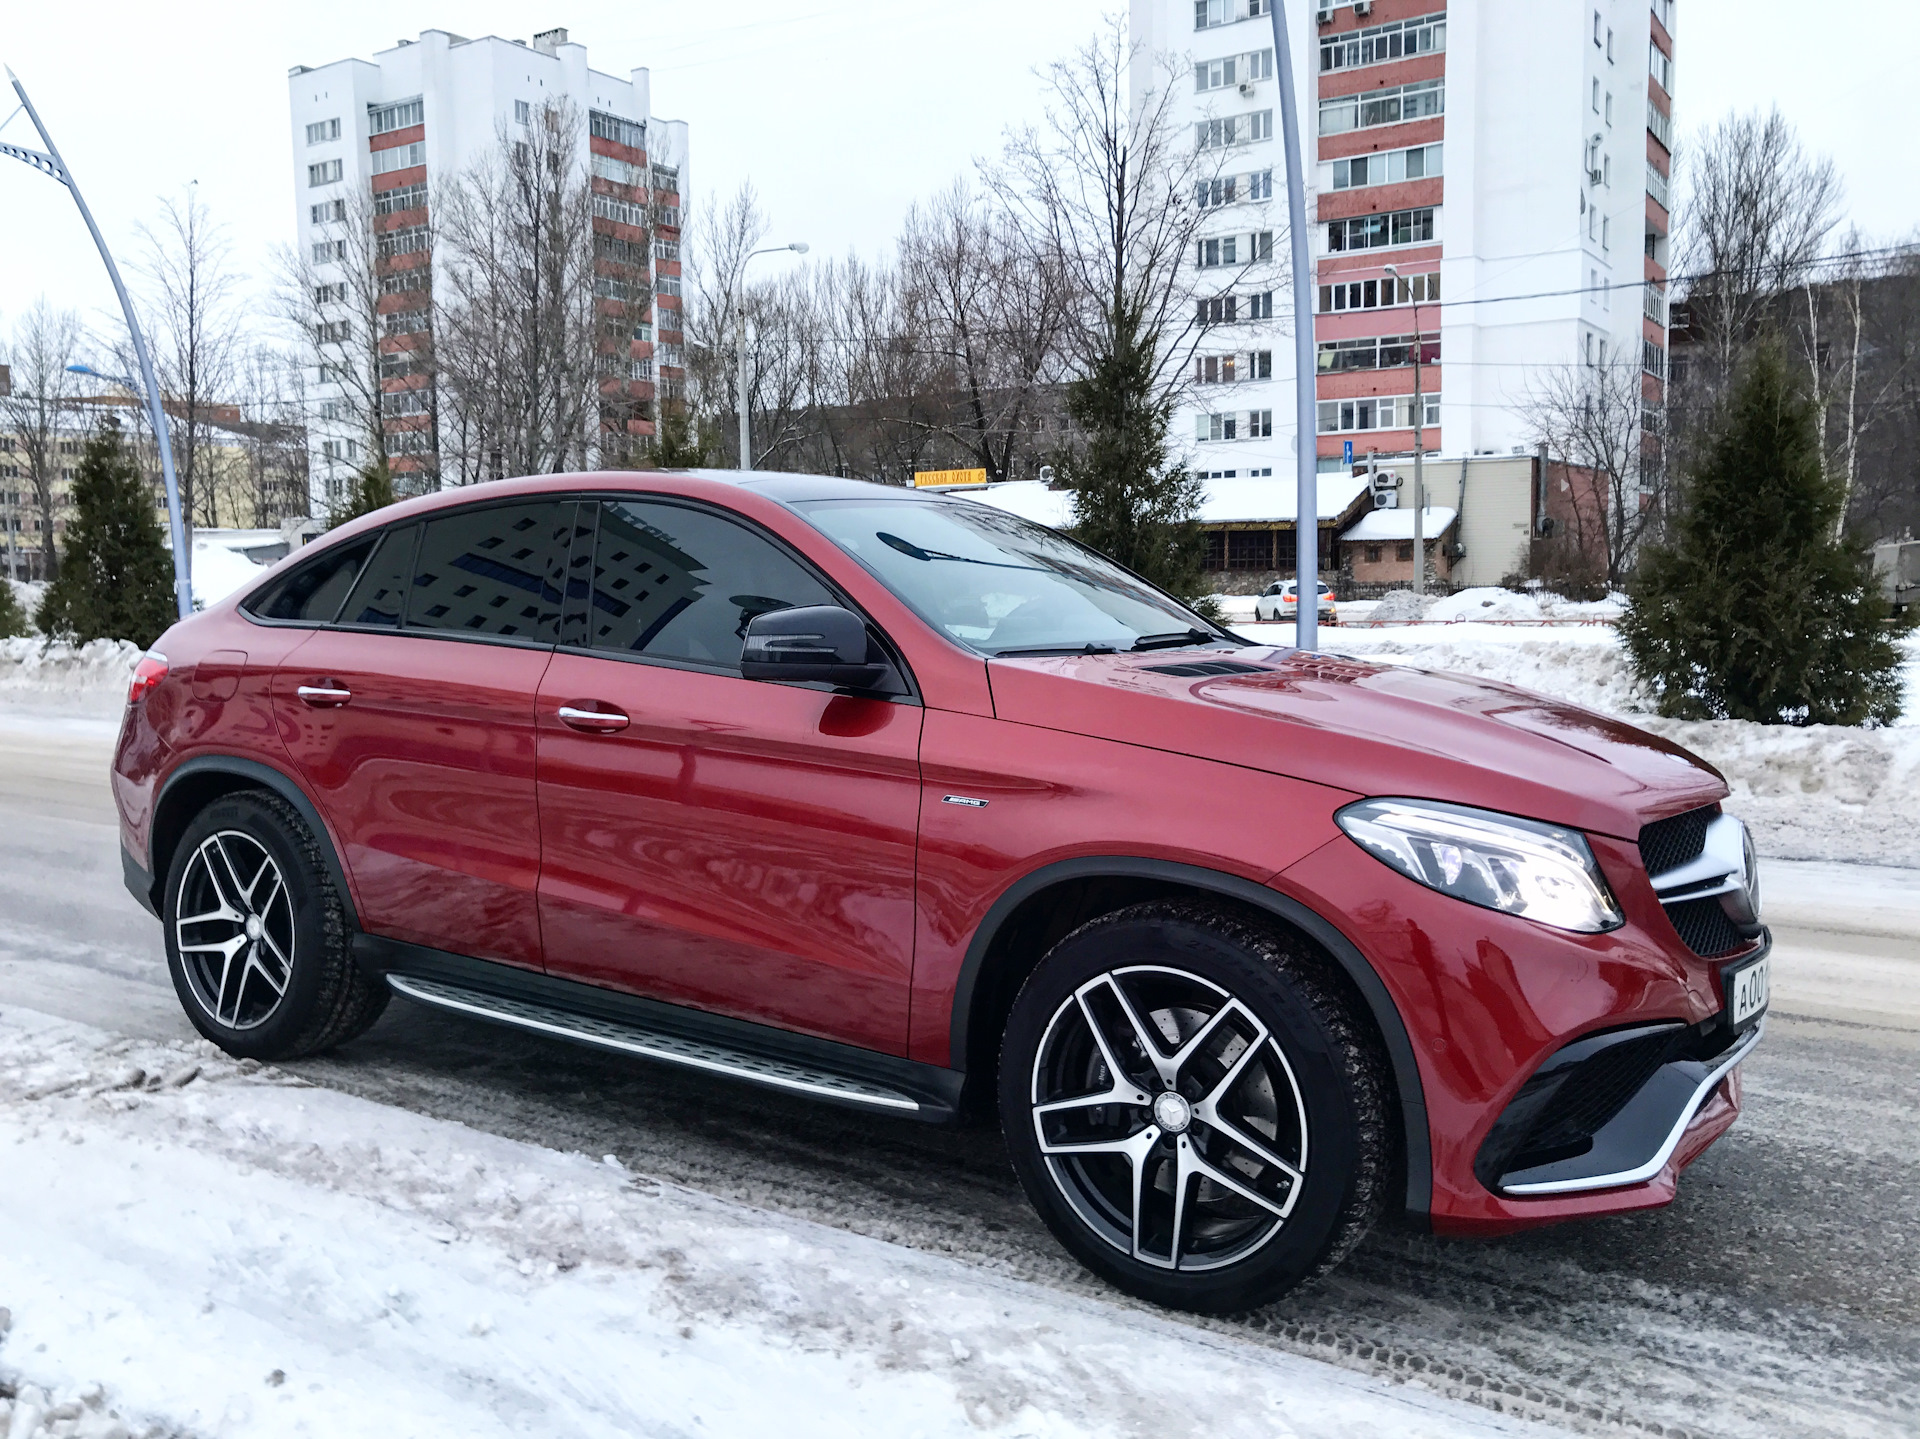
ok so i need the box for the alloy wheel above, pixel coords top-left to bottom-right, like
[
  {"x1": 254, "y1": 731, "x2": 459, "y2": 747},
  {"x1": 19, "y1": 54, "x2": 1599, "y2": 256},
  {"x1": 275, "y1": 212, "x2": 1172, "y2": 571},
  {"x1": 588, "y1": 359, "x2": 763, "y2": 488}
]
[
  {"x1": 174, "y1": 830, "x2": 297, "y2": 1031},
  {"x1": 1029, "y1": 965, "x2": 1309, "y2": 1272}
]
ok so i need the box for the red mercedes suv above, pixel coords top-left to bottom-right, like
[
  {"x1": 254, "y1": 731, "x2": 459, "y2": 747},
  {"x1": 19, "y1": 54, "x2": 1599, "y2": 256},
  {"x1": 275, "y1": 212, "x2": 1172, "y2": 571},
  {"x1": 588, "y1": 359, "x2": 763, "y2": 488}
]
[{"x1": 112, "y1": 471, "x2": 1769, "y2": 1312}]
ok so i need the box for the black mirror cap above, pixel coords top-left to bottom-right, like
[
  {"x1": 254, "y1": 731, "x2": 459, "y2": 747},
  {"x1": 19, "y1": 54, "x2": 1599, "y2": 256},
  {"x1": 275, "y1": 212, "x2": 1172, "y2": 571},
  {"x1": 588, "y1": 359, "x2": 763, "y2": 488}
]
[{"x1": 741, "y1": 605, "x2": 890, "y2": 689}]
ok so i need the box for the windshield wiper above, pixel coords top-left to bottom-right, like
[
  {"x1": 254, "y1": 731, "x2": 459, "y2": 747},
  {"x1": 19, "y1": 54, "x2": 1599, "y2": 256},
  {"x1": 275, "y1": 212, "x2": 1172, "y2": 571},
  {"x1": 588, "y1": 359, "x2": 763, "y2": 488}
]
[
  {"x1": 990, "y1": 642, "x2": 1122, "y2": 657},
  {"x1": 1129, "y1": 628, "x2": 1224, "y2": 652}
]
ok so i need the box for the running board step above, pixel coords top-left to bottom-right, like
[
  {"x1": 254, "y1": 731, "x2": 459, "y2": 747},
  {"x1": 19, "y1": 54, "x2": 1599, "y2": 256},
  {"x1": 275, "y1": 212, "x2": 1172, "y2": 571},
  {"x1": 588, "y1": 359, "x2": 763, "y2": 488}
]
[{"x1": 386, "y1": 974, "x2": 925, "y2": 1114}]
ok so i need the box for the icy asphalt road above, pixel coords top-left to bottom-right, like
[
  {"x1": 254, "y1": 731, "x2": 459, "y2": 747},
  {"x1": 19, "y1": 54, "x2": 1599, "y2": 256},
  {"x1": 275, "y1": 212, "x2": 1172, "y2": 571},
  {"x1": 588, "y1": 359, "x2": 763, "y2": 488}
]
[{"x1": 1, "y1": 713, "x2": 1916, "y2": 1439}]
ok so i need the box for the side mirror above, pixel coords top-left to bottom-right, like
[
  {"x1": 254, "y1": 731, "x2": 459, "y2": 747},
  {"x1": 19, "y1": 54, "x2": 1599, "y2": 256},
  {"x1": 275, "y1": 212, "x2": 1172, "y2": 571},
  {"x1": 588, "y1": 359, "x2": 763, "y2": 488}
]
[{"x1": 742, "y1": 605, "x2": 889, "y2": 689}]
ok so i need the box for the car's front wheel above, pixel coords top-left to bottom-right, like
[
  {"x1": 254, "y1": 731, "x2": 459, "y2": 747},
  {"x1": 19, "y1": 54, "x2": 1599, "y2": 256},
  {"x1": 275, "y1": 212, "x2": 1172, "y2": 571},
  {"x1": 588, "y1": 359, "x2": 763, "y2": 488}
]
[
  {"x1": 163, "y1": 791, "x2": 387, "y2": 1061},
  {"x1": 999, "y1": 901, "x2": 1388, "y2": 1313}
]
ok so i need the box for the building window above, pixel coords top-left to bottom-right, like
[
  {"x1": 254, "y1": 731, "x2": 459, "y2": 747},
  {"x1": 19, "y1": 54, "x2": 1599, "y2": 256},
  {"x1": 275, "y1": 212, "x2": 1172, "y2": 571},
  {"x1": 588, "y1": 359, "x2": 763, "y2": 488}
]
[
  {"x1": 1603, "y1": 216, "x2": 1611, "y2": 250},
  {"x1": 652, "y1": 164, "x2": 681, "y2": 195},
  {"x1": 1325, "y1": 143, "x2": 1443, "y2": 192},
  {"x1": 311, "y1": 239, "x2": 345, "y2": 264},
  {"x1": 591, "y1": 154, "x2": 647, "y2": 189},
  {"x1": 1325, "y1": 206, "x2": 1437, "y2": 253},
  {"x1": 368, "y1": 97, "x2": 424, "y2": 137},
  {"x1": 374, "y1": 181, "x2": 428, "y2": 216},
  {"x1": 1319, "y1": 271, "x2": 1439, "y2": 312},
  {"x1": 1320, "y1": 12, "x2": 1446, "y2": 72},
  {"x1": 1365, "y1": 545, "x2": 1383, "y2": 563},
  {"x1": 1648, "y1": 100, "x2": 1673, "y2": 150},
  {"x1": 1318, "y1": 80, "x2": 1443, "y2": 137},
  {"x1": 1317, "y1": 333, "x2": 1440, "y2": 373},
  {"x1": 306, "y1": 118, "x2": 340, "y2": 146},
  {"x1": 1607, "y1": 27, "x2": 1614, "y2": 61},
  {"x1": 654, "y1": 239, "x2": 681, "y2": 261},
  {"x1": 1196, "y1": 169, "x2": 1274, "y2": 209},
  {"x1": 1195, "y1": 49, "x2": 1273, "y2": 92},
  {"x1": 1316, "y1": 394, "x2": 1439, "y2": 433},
  {"x1": 1649, "y1": 41, "x2": 1673, "y2": 92},
  {"x1": 376, "y1": 225, "x2": 430, "y2": 261},
  {"x1": 592, "y1": 194, "x2": 648, "y2": 229},
  {"x1": 514, "y1": 100, "x2": 531, "y2": 125},
  {"x1": 1592, "y1": 78, "x2": 1601, "y2": 114},
  {"x1": 371, "y1": 141, "x2": 425, "y2": 176},
  {"x1": 1196, "y1": 232, "x2": 1273, "y2": 268},
  {"x1": 310, "y1": 199, "x2": 347, "y2": 225},
  {"x1": 1195, "y1": 351, "x2": 1273, "y2": 384},
  {"x1": 1196, "y1": 111, "x2": 1273, "y2": 149},
  {"x1": 307, "y1": 159, "x2": 343, "y2": 188},
  {"x1": 1398, "y1": 542, "x2": 1415, "y2": 562},
  {"x1": 313, "y1": 283, "x2": 343, "y2": 306},
  {"x1": 1605, "y1": 92, "x2": 1614, "y2": 126},
  {"x1": 589, "y1": 109, "x2": 647, "y2": 151},
  {"x1": 314, "y1": 320, "x2": 350, "y2": 343}
]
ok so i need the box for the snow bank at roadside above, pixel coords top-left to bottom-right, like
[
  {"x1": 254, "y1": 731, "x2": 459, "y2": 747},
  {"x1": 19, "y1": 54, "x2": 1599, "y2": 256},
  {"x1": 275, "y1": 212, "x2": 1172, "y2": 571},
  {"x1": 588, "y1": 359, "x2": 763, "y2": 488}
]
[
  {"x1": 0, "y1": 640, "x2": 140, "y2": 717},
  {"x1": 0, "y1": 1008, "x2": 1559, "y2": 1439},
  {"x1": 1316, "y1": 628, "x2": 1920, "y2": 867}
]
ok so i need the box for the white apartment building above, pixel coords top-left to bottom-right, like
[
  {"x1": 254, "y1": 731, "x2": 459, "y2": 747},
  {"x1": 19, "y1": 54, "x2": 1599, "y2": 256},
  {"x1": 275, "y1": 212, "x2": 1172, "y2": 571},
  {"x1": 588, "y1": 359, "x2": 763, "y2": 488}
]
[
  {"x1": 288, "y1": 27, "x2": 690, "y2": 513},
  {"x1": 1131, "y1": 0, "x2": 1675, "y2": 573}
]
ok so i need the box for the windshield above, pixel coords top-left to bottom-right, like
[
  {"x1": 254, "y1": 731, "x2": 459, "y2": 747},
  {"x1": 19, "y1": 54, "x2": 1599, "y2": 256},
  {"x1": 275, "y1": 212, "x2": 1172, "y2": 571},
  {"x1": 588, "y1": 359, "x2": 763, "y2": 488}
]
[{"x1": 797, "y1": 498, "x2": 1232, "y2": 657}]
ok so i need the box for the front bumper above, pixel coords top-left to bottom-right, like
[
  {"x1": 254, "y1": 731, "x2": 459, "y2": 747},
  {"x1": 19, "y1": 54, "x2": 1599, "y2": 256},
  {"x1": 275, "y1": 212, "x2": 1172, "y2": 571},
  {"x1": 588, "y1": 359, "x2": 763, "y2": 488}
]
[{"x1": 1276, "y1": 830, "x2": 1761, "y2": 1233}]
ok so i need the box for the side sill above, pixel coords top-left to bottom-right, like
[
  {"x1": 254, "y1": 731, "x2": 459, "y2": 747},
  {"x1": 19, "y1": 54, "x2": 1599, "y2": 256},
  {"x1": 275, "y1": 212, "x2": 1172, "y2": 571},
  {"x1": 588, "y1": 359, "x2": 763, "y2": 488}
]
[
  {"x1": 358, "y1": 935, "x2": 966, "y2": 1125},
  {"x1": 122, "y1": 843, "x2": 158, "y2": 917}
]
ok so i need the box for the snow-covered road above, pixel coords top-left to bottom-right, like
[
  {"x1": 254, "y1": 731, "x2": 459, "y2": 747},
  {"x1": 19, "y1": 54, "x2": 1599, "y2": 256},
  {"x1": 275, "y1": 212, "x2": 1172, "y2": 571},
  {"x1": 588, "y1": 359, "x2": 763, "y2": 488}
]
[{"x1": 2, "y1": 671, "x2": 1917, "y2": 1437}]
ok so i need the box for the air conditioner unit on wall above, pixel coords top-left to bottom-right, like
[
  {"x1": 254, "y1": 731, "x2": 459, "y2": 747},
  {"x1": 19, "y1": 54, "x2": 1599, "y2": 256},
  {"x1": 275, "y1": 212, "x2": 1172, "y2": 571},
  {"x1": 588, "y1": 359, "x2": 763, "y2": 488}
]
[
  {"x1": 1353, "y1": 0, "x2": 1373, "y2": 14},
  {"x1": 1317, "y1": 1, "x2": 1336, "y2": 22},
  {"x1": 1238, "y1": 80, "x2": 1257, "y2": 97}
]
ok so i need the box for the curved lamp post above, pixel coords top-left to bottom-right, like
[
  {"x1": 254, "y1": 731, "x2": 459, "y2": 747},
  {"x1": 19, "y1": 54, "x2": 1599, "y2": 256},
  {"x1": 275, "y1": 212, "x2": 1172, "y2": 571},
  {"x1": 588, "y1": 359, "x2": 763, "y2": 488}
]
[
  {"x1": 736, "y1": 242, "x2": 808, "y2": 472},
  {"x1": 2, "y1": 67, "x2": 192, "y2": 618}
]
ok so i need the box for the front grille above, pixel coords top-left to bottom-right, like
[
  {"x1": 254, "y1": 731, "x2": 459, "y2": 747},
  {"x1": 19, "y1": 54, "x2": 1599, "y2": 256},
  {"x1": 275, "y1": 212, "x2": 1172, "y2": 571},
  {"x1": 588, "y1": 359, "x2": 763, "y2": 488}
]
[
  {"x1": 1664, "y1": 896, "x2": 1748, "y2": 957},
  {"x1": 1144, "y1": 659, "x2": 1271, "y2": 678},
  {"x1": 1639, "y1": 804, "x2": 1719, "y2": 878}
]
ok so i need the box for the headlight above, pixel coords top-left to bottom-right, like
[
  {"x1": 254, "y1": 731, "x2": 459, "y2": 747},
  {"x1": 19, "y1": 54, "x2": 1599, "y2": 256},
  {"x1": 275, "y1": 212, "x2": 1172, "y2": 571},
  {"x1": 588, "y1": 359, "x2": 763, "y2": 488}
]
[{"x1": 1336, "y1": 798, "x2": 1624, "y2": 934}]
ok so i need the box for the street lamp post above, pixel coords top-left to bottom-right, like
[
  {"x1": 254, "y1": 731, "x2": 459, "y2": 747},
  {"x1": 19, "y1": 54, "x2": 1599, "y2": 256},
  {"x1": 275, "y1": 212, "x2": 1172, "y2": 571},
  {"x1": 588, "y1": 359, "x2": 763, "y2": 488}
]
[
  {"x1": 2, "y1": 69, "x2": 192, "y2": 618},
  {"x1": 1384, "y1": 263, "x2": 1426, "y2": 596},
  {"x1": 735, "y1": 242, "x2": 809, "y2": 472},
  {"x1": 1266, "y1": 0, "x2": 1318, "y2": 650}
]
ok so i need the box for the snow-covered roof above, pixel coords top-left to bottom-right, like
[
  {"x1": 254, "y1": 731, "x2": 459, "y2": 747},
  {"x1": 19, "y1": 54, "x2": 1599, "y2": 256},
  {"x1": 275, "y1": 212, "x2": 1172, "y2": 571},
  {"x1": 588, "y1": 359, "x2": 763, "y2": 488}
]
[
  {"x1": 1340, "y1": 506, "x2": 1457, "y2": 542},
  {"x1": 949, "y1": 474, "x2": 1371, "y2": 529}
]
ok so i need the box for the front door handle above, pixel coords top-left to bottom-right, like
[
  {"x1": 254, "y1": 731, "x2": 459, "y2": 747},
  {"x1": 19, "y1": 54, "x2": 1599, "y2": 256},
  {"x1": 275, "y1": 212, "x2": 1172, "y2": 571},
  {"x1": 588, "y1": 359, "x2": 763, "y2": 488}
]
[
  {"x1": 296, "y1": 684, "x2": 353, "y2": 708},
  {"x1": 557, "y1": 703, "x2": 630, "y2": 734}
]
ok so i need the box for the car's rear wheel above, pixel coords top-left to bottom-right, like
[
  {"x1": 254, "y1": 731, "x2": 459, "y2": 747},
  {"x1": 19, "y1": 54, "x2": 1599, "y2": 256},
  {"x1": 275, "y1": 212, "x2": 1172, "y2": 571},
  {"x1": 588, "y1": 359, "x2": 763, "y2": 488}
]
[
  {"x1": 999, "y1": 900, "x2": 1388, "y2": 1314},
  {"x1": 163, "y1": 792, "x2": 387, "y2": 1061}
]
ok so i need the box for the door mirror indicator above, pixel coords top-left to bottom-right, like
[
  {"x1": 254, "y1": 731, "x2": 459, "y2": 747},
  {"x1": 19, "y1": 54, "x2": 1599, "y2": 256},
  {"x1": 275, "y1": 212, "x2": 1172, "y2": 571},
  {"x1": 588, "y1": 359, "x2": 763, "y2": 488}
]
[{"x1": 742, "y1": 605, "x2": 888, "y2": 689}]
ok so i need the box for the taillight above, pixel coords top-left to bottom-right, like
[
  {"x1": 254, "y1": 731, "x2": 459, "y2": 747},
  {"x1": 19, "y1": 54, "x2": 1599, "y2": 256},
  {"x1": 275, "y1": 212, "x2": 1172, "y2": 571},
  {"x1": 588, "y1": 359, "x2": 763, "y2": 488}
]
[{"x1": 128, "y1": 652, "x2": 169, "y2": 705}]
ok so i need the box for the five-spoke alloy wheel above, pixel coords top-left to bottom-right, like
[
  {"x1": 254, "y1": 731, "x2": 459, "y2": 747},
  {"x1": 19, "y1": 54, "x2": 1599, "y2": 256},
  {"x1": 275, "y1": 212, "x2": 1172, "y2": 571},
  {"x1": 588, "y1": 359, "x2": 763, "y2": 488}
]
[
  {"x1": 1000, "y1": 901, "x2": 1388, "y2": 1313},
  {"x1": 163, "y1": 792, "x2": 387, "y2": 1060}
]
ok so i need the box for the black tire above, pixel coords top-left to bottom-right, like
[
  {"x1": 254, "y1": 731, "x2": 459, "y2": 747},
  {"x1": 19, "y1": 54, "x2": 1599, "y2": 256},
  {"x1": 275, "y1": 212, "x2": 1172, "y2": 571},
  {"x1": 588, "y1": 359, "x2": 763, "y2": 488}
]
[
  {"x1": 998, "y1": 900, "x2": 1387, "y2": 1314},
  {"x1": 162, "y1": 791, "x2": 387, "y2": 1061}
]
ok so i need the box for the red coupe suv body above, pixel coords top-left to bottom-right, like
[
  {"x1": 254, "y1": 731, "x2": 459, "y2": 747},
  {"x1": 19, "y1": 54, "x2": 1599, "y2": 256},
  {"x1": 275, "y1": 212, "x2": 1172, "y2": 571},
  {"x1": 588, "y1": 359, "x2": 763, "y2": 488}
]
[{"x1": 112, "y1": 471, "x2": 1770, "y2": 1311}]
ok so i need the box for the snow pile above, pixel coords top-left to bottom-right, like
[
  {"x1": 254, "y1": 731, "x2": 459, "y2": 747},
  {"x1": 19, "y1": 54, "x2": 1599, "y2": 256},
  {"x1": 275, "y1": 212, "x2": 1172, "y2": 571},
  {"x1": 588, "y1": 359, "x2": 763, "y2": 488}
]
[
  {"x1": 0, "y1": 639, "x2": 141, "y2": 716},
  {"x1": 1368, "y1": 590, "x2": 1434, "y2": 624},
  {"x1": 1326, "y1": 629, "x2": 1920, "y2": 866},
  {"x1": 190, "y1": 538, "x2": 270, "y2": 609},
  {"x1": 0, "y1": 1008, "x2": 1561, "y2": 1439}
]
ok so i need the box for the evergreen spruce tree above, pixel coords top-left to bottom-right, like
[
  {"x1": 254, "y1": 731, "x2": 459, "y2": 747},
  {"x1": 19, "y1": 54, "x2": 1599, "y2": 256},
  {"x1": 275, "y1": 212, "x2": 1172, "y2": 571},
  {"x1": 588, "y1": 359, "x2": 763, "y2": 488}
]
[
  {"x1": 1620, "y1": 340, "x2": 1912, "y2": 725},
  {"x1": 0, "y1": 579, "x2": 29, "y2": 639},
  {"x1": 648, "y1": 403, "x2": 718, "y2": 468},
  {"x1": 330, "y1": 458, "x2": 398, "y2": 526},
  {"x1": 35, "y1": 419, "x2": 176, "y2": 648},
  {"x1": 1060, "y1": 311, "x2": 1210, "y2": 608}
]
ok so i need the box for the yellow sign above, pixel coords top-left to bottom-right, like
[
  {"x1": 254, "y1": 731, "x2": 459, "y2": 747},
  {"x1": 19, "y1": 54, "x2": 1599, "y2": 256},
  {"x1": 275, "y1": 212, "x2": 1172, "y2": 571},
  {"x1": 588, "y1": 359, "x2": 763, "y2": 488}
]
[{"x1": 913, "y1": 468, "x2": 989, "y2": 488}]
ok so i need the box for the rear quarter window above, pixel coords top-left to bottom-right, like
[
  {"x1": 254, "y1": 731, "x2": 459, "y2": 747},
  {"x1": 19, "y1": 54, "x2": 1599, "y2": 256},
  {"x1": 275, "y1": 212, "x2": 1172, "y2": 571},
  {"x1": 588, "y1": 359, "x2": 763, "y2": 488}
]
[{"x1": 243, "y1": 536, "x2": 377, "y2": 624}]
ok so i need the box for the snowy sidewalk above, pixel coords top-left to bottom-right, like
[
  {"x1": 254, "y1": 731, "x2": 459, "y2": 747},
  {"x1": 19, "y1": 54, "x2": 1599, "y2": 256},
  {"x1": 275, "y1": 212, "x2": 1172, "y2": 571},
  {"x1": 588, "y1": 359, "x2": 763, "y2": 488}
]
[{"x1": 0, "y1": 1007, "x2": 1566, "y2": 1439}]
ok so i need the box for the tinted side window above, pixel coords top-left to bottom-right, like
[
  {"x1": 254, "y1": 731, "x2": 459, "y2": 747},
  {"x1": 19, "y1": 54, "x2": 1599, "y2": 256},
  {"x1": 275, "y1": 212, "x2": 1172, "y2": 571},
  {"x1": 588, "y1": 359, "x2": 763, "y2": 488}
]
[
  {"x1": 246, "y1": 537, "x2": 375, "y2": 623},
  {"x1": 338, "y1": 525, "x2": 418, "y2": 629},
  {"x1": 588, "y1": 500, "x2": 832, "y2": 668},
  {"x1": 407, "y1": 502, "x2": 571, "y2": 642}
]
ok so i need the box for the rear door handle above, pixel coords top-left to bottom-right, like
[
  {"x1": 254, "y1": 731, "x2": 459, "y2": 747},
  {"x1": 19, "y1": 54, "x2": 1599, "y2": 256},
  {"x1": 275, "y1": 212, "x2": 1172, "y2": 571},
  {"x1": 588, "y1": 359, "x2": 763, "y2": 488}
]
[
  {"x1": 297, "y1": 684, "x2": 353, "y2": 708},
  {"x1": 557, "y1": 704, "x2": 630, "y2": 734}
]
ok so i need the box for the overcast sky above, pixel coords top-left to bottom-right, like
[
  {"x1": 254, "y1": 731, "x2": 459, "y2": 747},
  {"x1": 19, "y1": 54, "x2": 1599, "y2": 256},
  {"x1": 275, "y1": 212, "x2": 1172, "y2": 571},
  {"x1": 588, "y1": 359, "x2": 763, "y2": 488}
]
[{"x1": 2, "y1": 0, "x2": 1914, "y2": 350}]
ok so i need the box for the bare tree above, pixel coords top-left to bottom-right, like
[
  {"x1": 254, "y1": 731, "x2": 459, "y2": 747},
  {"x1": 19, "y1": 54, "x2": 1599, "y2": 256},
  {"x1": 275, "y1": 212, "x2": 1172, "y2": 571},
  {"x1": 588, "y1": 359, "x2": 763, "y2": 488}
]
[
  {"x1": 0, "y1": 301, "x2": 85, "y2": 580},
  {"x1": 234, "y1": 349, "x2": 311, "y2": 526},
  {"x1": 1679, "y1": 108, "x2": 1843, "y2": 392},
  {"x1": 1524, "y1": 359, "x2": 1656, "y2": 589},
  {"x1": 131, "y1": 188, "x2": 242, "y2": 533},
  {"x1": 435, "y1": 98, "x2": 614, "y2": 481}
]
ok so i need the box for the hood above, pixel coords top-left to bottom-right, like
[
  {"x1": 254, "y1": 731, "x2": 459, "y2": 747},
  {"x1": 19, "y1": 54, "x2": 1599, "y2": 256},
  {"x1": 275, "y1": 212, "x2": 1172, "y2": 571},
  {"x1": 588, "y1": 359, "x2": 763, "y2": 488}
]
[{"x1": 985, "y1": 647, "x2": 1726, "y2": 841}]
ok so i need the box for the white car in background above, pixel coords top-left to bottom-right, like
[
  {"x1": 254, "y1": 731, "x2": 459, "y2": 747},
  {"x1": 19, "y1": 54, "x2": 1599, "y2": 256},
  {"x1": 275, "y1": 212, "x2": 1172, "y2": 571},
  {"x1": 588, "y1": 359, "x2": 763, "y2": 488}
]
[{"x1": 1255, "y1": 580, "x2": 1338, "y2": 625}]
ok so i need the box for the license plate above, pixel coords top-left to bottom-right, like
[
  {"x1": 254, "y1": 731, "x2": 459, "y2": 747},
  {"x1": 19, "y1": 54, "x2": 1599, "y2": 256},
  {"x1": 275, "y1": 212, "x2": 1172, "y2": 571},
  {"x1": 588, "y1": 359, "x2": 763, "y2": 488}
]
[{"x1": 1725, "y1": 955, "x2": 1770, "y2": 1029}]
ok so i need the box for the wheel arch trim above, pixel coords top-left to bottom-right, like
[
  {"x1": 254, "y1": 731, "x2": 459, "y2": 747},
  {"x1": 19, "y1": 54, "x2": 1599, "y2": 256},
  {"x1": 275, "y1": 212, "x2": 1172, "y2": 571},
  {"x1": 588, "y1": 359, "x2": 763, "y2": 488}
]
[
  {"x1": 148, "y1": 756, "x2": 359, "y2": 928},
  {"x1": 949, "y1": 855, "x2": 1432, "y2": 1220}
]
